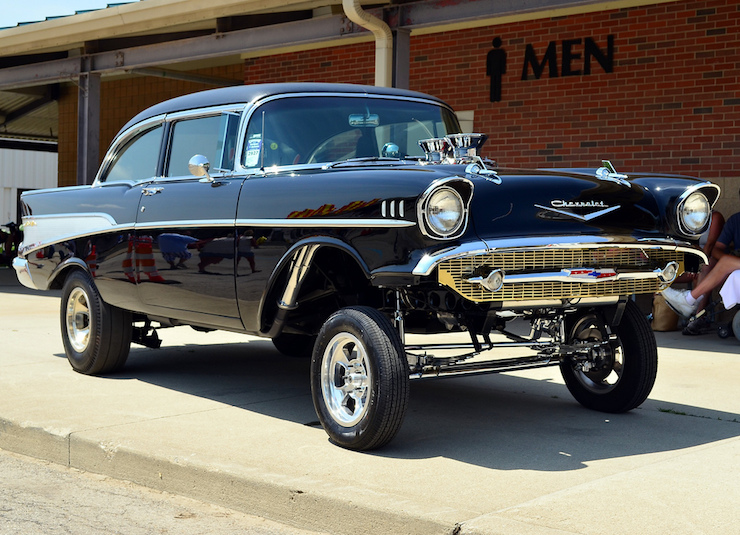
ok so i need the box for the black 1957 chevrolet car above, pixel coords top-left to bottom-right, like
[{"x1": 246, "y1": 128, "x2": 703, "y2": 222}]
[{"x1": 14, "y1": 83, "x2": 719, "y2": 450}]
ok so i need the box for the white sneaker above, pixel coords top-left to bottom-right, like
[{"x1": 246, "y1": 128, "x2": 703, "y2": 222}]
[{"x1": 661, "y1": 287, "x2": 698, "y2": 318}]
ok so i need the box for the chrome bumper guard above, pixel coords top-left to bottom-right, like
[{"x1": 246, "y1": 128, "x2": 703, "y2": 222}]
[{"x1": 12, "y1": 257, "x2": 38, "y2": 290}]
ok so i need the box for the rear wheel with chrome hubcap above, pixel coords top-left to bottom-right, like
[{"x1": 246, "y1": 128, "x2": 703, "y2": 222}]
[{"x1": 60, "y1": 270, "x2": 132, "y2": 375}]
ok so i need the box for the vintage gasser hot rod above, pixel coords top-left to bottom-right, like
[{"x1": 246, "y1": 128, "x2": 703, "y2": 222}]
[{"x1": 14, "y1": 83, "x2": 719, "y2": 450}]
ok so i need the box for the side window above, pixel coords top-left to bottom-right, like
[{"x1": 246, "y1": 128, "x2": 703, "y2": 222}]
[
  {"x1": 167, "y1": 113, "x2": 240, "y2": 177},
  {"x1": 218, "y1": 112, "x2": 240, "y2": 171},
  {"x1": 242, "y1": 107, "x2": 299, "y2": 168},
  {"x1": 102, "y1": 125, "x2": 163, "y2": 183}
]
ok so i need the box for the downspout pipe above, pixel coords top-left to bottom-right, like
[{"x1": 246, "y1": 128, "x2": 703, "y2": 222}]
[{"x1": 342, "y1": 0, "x2": 393, "y2": 87}]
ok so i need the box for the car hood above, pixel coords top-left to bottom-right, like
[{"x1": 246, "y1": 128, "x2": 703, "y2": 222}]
[
  {"x1": 247, "y1": 162, "x2": 716, "y2": 249},
  {"x1": 463, "y1": 166, "x2": 717, "y2": 244}
]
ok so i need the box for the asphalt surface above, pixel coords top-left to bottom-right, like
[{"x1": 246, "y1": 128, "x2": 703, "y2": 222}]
[
  {"x1": 0, "y1": 449, "x2": 325, "y2": 535},
  {"x1": 1, "y1": 265, "x2": 739, "y2": 535}
]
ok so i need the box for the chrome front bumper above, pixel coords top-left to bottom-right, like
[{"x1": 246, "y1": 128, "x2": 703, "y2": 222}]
[{"x1": 420, "y1": 237, "x2": 702, "y2": 304}]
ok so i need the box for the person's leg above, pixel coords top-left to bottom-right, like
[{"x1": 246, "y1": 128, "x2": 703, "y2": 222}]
[
  {"x1": 693, "y1": 258, "x2": 716, "y2": 313},
  {"x1": 691, "y1": 255, "x2": 740, "y2": 298},
  {"x1": 663, "y1": 255, "x2": 740, "y2": 317}
]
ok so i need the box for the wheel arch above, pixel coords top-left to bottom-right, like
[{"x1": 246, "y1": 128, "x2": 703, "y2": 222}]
[
  {"x1": 258, "y1": 237, "x2": 374, "y2": 338},
  {"x1": 48, "y1": 257, "x2": 92, "y2": 290}
]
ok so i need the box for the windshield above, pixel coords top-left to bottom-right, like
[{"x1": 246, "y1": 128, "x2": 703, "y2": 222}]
[{"x1": 242, "y1": 96, "x2": 460, "y2": 168}]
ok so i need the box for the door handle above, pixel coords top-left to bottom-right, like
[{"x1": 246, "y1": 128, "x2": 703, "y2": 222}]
[{"x1": 142, "y1": 187, "x2": 164, "y2": 196}]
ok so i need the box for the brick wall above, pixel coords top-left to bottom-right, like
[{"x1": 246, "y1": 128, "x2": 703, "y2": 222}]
[
  {"x1": 429, "y1": 0, "x2": 738, "y2": 215},
  {"x1": 409, "y1": 0, "x2": 738, "y2": 185},
  {"x1": 245, "y1": 46, "x2": 375, "y2": 85},
  {"x1": 57, "y1": 85, "x2": 78, "y2": 186}
]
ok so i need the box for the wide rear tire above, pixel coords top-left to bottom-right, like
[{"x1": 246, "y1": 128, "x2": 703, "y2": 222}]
[
  {"x1": 310, "y1": 306, "x2": 409, "y2": 450},
  {"x1": 60, "y1": 270, "x2": 132, "y2": 375}
]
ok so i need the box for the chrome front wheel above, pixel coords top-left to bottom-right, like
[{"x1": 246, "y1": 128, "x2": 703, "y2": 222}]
[
  {"x1": 311, "y1": 306, "x2": 409, "y2": 450},
  {"x1": 320, "y1": 332, "x2": 372, "y2": 427}
]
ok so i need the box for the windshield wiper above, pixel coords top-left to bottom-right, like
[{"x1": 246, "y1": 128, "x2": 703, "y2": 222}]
[{"x1": 324, "y1": 157, "x2": 404, "y2": 168}]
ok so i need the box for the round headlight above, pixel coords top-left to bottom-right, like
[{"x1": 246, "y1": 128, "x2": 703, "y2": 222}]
[
  {"x1": 679, "y1": 191, "x2": 710, "y2": 234},
  {"x1": 425, "y1": 187, "x2": 464, "y2": 237}
]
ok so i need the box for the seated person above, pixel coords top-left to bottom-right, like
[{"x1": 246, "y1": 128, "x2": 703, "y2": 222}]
[
  {"x1": 674, "y1": 209, "x2": 724, "y2": 283},
  {"x1": 663, "y1": 190, "x2": 740, "y2": 318},
  {"x1": 675, "y1": 209, "x2": 725, "y2": 333}
]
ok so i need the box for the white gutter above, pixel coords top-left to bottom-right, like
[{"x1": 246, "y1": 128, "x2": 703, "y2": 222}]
[{"x1": 342, "y1": 0, "x2": 393, "y2": 87}]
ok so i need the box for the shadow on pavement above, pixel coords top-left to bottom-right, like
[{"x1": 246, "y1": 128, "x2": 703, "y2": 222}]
[
  {"x1": 653, "y1": 330, "x2": 740, "y2": 352},
  {"x1": 61, "y1": 337, "x2": 740, "y2": 472}
]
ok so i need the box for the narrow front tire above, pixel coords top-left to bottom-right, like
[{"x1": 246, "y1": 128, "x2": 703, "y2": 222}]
[{"x1": 310, "y1": 307, "x2": 409, "y2": 450}]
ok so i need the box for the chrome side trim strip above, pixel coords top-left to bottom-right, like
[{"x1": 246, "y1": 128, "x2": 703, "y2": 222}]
[
  {"x1": 235, "y1": 218, "x2": 415, "y2": 228},
  {"x1": 20, "y1": 213, "x2": 415, "y2": 256},
  {"x1": 19, "y1": 224, "x2": 134, "y2": 257},
  {"x1": 128, "y1": 218, "x2": 416, "y2": 230},
  {"x1": 24, "y1": 211, "x2": 118, "y2": 228},
  {"x1": 134, "y1": 219, "x2": 236, "y2": 230}
]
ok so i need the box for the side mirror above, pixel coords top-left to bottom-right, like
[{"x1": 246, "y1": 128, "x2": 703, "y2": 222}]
[{"x1": 188, "y1": 154, "x2": 212, "y2": 182}]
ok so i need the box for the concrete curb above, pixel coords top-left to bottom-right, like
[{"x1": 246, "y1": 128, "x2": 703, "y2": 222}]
[{"x1": 1, "y1": 415, "x2": 455, "y2": 535}]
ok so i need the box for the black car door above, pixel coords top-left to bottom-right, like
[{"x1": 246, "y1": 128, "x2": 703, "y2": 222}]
[{"x1": 133, "y1": 111, "x2": 245, "y2": 330}]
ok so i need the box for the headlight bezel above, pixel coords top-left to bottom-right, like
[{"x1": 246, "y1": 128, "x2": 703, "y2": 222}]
[
  {"x1": 676, "y1": 188, "x2": 711, "y2": 237},
  {"x1": 417, "y1": 177, "x2": 473, "y2": 240}
]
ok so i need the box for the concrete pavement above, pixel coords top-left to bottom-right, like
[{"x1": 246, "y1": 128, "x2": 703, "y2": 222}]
[{"x1": 1, "y1": 265, "x2": 739, "y2": 534}]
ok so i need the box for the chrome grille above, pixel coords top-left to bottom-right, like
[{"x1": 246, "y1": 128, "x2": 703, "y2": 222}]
[{"x1": 438, "y1": 247, "x2": 685, "y2": 303}]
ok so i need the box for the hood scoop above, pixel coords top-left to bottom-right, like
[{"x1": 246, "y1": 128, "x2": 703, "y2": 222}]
[
  {"x1": 419, "y1": 133, "x2": 500, "y2": 183},
  {"x1": 419, "y1": 133, "x2": 489, "y2": 163}
]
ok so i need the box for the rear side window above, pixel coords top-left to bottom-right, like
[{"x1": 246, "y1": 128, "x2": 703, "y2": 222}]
[
  {"x1": 102, "y1": 125, "x2": 163, "y2": 183},
  {"x1": 167, "y1": 113, "x2": 240, "y2": 177}
]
